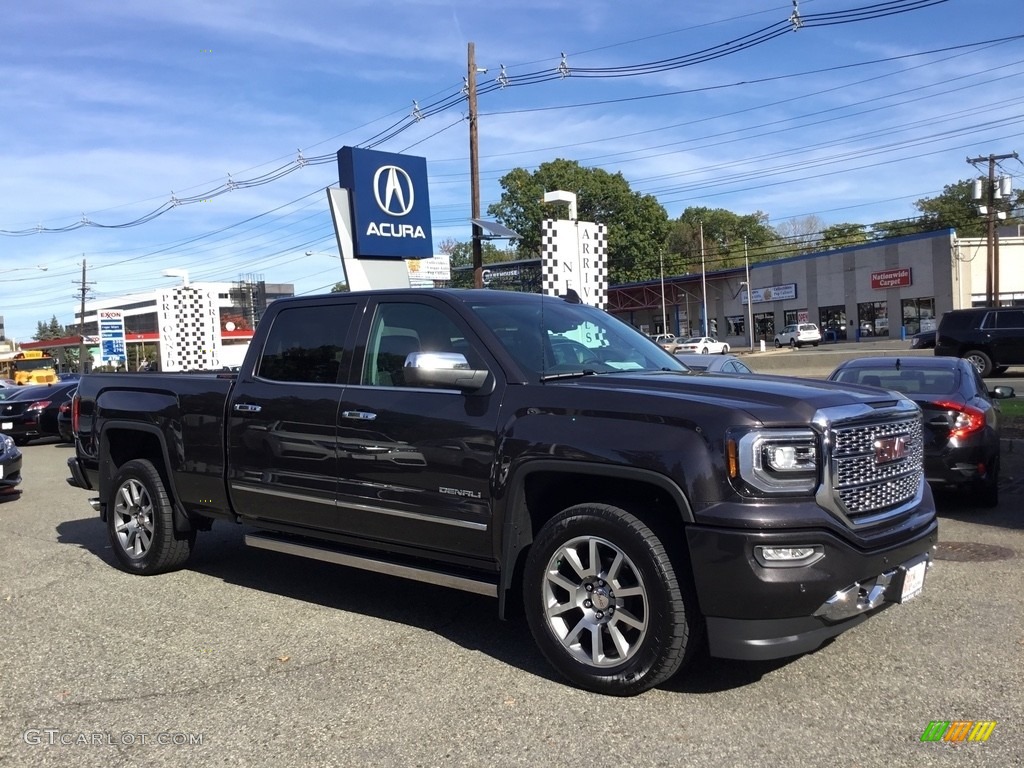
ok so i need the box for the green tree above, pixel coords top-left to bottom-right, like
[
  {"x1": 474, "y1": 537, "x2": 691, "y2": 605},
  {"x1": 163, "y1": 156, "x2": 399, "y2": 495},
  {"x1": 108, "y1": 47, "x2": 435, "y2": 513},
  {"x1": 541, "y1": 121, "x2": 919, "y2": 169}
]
[
  {"x1": 872, "y1": 179, "x2": 1024, "y2": 239},
  {"x1": 33, "y1": 315, "x2": 66, "y2": 340},
  {"x1": 330, "y1": 282, "x2": 348, "y2": 293},
  {"x1": 487, "y1": 159, "x2": 671, "y2": 284},
  {"x1": 666, "y1": 207, "x2": 780, "y2": 275},
  {"x1": 820, "y1": 223, "x2": 870, "y2": 250}
]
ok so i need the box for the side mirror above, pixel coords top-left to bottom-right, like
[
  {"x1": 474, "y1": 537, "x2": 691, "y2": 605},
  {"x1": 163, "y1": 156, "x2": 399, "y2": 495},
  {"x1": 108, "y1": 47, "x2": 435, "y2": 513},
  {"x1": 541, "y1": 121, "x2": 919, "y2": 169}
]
[
  {"x1": 402, "y1": 352, "x2": 490, "y2": 393},
  {"x1": 990, "y1": 385, "x2": 1015, "y2": 400}
]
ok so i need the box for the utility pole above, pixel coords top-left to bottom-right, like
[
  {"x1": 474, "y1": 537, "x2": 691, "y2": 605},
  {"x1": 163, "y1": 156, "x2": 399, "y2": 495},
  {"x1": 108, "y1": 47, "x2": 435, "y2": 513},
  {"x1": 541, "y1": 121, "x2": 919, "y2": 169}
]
[
  {"x1": 73, "y1": 258, "x2": 95, "y2": 373},
  {"x1": 967, "y1": 151, "x2": 1018, "y2": 306},
  {"x1": 468, "y1": 42, "x2": 483, "y2": 289}
]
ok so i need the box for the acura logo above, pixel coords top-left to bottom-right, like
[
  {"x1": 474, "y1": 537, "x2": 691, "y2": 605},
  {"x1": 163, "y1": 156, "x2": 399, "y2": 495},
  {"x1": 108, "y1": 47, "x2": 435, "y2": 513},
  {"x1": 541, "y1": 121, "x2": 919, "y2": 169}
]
[
  {"x1": 874, "y1": 435, "x2": 909, "y2": 464},
  {"x1": 373, "y1": 165, "x2": 415, "y2": 216}
]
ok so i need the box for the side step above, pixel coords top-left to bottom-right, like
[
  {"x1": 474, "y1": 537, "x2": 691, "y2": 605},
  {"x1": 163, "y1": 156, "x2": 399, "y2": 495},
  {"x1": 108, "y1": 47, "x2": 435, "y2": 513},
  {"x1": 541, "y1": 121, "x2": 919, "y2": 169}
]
[{"x1": 244, "y1": 533, "x2": 498, "y2": 598}]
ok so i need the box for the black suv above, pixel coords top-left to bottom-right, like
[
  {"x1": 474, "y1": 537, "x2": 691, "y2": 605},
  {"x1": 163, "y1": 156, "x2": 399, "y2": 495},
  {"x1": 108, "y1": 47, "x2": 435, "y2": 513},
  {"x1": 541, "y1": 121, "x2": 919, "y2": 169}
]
[{"x1": 934, "y1": 307, "x2": 1024, "y2": 376}]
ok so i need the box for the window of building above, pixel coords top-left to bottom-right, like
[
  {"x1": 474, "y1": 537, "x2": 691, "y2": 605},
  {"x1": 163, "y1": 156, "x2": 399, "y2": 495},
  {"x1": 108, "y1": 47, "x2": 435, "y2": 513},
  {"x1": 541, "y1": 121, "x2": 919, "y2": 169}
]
[
  {"x1": 753, "y1": 312, "x2": 775, "y2": 342},
  {"x1": 818, "y1": 305, "x2": 848, "y2": 341},
  {"x1": 901, "y1": 297, "x2": 936, "y2": 335},
  {"x1": 857, "y1": 301, "x2": 888, "y2": 337},
  {"x1": 726, "y1": 315, "x2": 746, "y2": 337},
  {"x1": 783, "y1": 309, "x2": 809, "y2": 326}
]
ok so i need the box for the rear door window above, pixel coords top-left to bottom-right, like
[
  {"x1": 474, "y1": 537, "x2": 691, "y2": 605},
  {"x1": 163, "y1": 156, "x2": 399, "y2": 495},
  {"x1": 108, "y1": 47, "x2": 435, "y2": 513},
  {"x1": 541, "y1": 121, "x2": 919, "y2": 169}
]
[{"x1": 257, "y1": 304, "x2": 356, "y2": 384}]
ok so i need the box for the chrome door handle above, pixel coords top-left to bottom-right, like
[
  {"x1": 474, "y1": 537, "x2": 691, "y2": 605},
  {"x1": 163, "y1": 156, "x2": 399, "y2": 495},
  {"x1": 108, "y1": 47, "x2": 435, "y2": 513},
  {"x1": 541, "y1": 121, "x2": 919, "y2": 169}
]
[
  {"x1": 342, "y1": 411, "x2": 377, "y2": 421},
  {"x1": 233, "y1": 403, "x2": 262, "y2": 413}
]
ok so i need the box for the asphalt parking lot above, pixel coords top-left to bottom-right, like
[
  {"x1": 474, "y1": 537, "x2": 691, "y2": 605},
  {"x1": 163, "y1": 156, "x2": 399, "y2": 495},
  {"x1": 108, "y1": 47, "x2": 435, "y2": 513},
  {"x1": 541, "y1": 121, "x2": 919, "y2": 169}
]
[{"x1": 2, "y1": 429, "x2": 1022, "y2": 766}]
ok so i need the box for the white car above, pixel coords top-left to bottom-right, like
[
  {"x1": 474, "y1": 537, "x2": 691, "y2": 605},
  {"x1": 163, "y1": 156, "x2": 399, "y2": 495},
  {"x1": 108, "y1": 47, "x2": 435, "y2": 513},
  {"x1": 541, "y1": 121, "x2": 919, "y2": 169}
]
[
  {"x1": 675, "y1": 336, "x2": 730, "y2": 355},
  {"x1": 774, "y1": 323, "x2": 822, "y2": 348}
]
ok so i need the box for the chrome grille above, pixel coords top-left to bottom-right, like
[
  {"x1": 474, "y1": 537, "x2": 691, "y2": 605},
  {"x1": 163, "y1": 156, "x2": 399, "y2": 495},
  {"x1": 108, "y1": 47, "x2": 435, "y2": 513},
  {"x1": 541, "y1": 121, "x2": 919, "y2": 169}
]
[{"x1": 830, "y1": 417, "x2": 923, "y2": 522}]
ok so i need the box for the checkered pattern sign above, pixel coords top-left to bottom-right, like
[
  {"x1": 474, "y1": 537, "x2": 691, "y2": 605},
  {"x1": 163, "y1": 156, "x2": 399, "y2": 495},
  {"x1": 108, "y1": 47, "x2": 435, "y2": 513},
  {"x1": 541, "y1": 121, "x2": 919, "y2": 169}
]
[
  {"x1": 157, "y1": 286, "x2": 221, "y2": 371},
  {"x1": 541, "y1": 220, "x2": 608, "y2": 308}
]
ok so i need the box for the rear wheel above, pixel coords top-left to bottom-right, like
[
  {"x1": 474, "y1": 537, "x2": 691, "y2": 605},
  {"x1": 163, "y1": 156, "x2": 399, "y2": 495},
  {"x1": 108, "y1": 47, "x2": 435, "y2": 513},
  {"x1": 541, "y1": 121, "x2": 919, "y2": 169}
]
[
  {"x1": 13, "y1": 436, "x2": 30, "y2": 447},
  {"x1": 523, "y1": 503, "x2": 699, "y2": 696},
  {"x1": 789, "y1": 339, "x2": 797, "y2": 349},
  {"x1": 963, "y1": 350, "x2": 993, "y2": 377},
  {"x1": 700, "y1": 347, "x2": 709, "y2": 355},
  {"x1": 107, "y1": 459, "x2": 195, "y2": 574},
  {"x1": 993, "y1": 366, "x2": 1009, "y2": 376}
]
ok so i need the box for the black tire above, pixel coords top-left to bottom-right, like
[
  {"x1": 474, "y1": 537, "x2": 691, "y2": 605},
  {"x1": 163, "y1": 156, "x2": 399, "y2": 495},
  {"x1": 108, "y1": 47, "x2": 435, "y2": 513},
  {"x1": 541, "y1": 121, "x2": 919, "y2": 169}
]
[
  {"x1": 774, "y1": 339, "x2": 781, "y2": 348},
  {"x1": 993, "y1": 366, "x2": 1009, "y2": 376},
  {"x1": 963, "y1": 350, "x2": 993, "y2": 377},
  {"x1": 13, "y1": 436, "x2": 30, "y2": 447},
  {"x1": 107, "y1": 459, "x2": 195, "y2": 575},
  {"x1": 523, "y1": 503, "x2": 699, "y2": 696},
  {"x1": 789, "y1": 339, "x2": 797, "y2": 349},
  {"x1": 977, "y1": 457, "x2": 999, "y2": 509},
  {"x1": 812, "y1": 342, "x2": 819, "y2": 347},
  {"x1": 700, "y1": 348, "x2": 709, "y2": 355}
]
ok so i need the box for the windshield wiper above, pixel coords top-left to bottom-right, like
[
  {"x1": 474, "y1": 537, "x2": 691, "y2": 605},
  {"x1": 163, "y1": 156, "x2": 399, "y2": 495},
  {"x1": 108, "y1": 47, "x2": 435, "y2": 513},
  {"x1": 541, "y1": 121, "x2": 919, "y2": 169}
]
[{"x1": 539, "y1": 369, "x2": 600, "y2": 382}]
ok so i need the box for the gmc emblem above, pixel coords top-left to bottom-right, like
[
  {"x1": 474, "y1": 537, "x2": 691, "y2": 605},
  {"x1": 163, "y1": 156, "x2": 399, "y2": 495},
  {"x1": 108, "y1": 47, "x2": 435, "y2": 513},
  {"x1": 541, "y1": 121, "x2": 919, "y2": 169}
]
[{"x1": 874, "y1": 435, "x2": 909, "y2": 464}]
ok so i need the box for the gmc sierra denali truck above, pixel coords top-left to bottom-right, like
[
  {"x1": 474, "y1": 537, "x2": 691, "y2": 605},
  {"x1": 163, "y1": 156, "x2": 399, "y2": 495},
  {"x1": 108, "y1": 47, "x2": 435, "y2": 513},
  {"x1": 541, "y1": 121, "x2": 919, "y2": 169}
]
[{"x1": 67, "y1": 288, "x2": 937, "y2": 696}]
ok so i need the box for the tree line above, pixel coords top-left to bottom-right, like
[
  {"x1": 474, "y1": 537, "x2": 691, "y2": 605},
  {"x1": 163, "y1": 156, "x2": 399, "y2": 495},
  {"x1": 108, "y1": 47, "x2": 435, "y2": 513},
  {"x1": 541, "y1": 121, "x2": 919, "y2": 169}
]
[{"x1": 444, "y1": 158, "x2": 1024, "y2": 286}]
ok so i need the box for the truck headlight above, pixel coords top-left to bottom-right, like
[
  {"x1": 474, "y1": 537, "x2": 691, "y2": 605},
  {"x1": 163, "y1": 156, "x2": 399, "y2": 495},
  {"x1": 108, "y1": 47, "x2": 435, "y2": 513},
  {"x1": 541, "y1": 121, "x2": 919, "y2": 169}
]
[{"x1": 729, "y1": 429, "x2": 820, "y2": 494}]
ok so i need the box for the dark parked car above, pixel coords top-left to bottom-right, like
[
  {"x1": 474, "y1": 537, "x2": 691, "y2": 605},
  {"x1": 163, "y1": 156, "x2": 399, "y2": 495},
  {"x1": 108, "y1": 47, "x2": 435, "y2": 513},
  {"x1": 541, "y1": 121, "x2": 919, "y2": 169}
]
[
  {"x1": 909, "y1": 330, "x2": 936, "y2": 349},
  {"x1": 0, "y1": 381, "x2": 78, "y2": 445},
  {"x1": 674, "y1": 353, "x2": 753, "y2": 374},
  {"x1": 934, "y1": 306, "x2": 1024, "y2": 376},
  {"x1": 57, "y1": 387, "x2": 76, "y2": 442},
  {"x1": 828, "y1": 356, "x2": 1013, "y2": 506},
  {"x1": 0, "y1": 432, "x2": 23, "y2": 500}
]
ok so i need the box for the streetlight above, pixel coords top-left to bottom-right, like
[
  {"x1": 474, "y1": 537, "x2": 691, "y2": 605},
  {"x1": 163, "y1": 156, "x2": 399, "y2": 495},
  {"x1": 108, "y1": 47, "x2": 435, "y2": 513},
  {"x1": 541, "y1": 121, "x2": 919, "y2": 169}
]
[{"x1": 162, "y1": 268, "x2": 190, "y2": 287}]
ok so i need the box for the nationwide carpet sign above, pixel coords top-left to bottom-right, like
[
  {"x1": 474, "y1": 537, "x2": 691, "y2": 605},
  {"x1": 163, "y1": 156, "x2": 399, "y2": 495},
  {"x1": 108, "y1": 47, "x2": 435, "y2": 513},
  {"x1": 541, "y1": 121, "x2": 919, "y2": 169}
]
[
  {"x1": 871, "y1": 267, "x2": 912, "y2": 289},
  {"x1": 337, "y1": 147, "x2": 433, "y2": 260}
]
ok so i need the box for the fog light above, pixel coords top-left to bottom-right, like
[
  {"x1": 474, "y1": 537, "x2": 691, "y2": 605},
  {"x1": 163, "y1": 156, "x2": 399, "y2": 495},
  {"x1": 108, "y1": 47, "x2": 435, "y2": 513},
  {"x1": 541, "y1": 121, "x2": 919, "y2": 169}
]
[{"x1": 755, "y1": 544, "x2": 824, "y2": 568}]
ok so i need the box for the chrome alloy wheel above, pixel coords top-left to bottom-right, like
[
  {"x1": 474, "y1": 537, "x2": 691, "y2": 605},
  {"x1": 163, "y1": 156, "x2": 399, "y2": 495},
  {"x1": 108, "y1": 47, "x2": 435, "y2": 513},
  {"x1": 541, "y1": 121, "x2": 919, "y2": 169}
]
[
  {"x1": 540, "y1": 535, "x2": 649, "y2": 667},
  {"x1": 112, "y1": 478, "x2": 155, "y2": 558}
]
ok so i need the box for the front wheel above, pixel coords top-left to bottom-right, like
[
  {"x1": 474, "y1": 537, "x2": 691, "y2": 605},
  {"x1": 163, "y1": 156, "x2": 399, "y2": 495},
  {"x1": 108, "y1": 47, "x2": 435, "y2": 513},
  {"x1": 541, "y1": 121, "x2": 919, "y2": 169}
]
[
  {"x1": 107, "y1": 459, "x2": 195, "y2": 575},
  {"x1": 774, "y1": 339, "x2": 782, "y2": 348},
  {"x1": 523, "y1": 503, "x2": 699, "y2": 696},
  {"x1": 963, "y1": 350, "x2": 993, "y2": 377}
]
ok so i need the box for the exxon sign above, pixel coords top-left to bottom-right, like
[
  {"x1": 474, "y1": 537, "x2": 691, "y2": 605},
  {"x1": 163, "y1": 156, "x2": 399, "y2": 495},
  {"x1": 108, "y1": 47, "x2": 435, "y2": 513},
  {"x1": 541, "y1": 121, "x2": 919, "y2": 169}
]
[{"x1": 338, "y1": 147, "x2": 433, "y2": 260}]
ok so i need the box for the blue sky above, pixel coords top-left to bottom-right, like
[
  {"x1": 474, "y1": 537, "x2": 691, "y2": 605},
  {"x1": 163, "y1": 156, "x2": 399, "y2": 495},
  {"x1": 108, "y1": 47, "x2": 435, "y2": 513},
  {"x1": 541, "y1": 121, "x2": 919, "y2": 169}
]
[{"x1": 2, "y1": 0, "x2": 1022, "y2": 341}]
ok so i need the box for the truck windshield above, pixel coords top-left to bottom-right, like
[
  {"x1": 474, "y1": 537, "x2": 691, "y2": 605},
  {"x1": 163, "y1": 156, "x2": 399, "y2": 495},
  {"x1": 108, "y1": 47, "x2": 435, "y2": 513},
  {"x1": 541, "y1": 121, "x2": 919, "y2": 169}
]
[{"x1": 470, "y1": 297, "x2": 685, "y2": 378}]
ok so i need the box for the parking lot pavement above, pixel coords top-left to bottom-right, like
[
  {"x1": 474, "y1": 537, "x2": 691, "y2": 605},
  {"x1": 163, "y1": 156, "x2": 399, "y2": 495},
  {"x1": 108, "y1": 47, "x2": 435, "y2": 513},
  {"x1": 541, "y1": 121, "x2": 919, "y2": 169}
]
[{"x1": 1, "y1": 439, "x2": 1022, "y2": 767}]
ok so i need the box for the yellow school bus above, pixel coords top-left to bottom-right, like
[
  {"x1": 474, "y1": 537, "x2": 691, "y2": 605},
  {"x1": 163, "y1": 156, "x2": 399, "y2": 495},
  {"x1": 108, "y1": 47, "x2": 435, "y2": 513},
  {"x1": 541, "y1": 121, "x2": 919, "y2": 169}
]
[{"x1": 0, "y1": 350, "x2": 59, "y2": 385}]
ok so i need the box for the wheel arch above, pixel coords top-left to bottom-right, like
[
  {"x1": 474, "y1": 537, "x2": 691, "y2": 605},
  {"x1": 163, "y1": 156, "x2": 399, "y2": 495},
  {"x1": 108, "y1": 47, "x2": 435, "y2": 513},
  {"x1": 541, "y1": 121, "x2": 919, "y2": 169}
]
[
  {"x1": 97, "y1": 421, "x2": 194, "y2": 535},
  {"x1": 497, "y1": 460, "x2": 695, "y2": 618}
]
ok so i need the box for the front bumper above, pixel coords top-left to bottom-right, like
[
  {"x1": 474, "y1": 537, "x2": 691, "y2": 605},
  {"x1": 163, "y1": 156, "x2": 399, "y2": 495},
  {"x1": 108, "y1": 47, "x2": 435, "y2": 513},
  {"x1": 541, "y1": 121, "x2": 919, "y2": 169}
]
[{"x1": 687, "y1": 512, "x2": 938, "y2": 661}]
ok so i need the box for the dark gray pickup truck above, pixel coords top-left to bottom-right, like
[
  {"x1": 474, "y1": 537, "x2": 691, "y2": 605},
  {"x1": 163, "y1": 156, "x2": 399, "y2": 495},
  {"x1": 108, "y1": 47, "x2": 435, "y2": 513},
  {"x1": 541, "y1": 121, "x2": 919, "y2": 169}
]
[{"x1": 68, "y1": 288, "x2": 937, "y2": 695}]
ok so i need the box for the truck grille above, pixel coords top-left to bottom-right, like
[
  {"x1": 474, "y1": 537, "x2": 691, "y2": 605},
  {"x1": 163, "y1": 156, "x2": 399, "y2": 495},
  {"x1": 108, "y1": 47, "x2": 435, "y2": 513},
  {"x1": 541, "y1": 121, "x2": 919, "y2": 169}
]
[{"x1": 829, "y1": 417, "x2": 923, "y2": 523}]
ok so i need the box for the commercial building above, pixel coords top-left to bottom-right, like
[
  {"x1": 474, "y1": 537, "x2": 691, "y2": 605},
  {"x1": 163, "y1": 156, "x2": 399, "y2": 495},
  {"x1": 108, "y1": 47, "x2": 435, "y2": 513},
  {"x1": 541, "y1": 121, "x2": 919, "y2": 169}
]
[{"x1": 608, "y1": 228, "x2": 1024, "y2": 347}]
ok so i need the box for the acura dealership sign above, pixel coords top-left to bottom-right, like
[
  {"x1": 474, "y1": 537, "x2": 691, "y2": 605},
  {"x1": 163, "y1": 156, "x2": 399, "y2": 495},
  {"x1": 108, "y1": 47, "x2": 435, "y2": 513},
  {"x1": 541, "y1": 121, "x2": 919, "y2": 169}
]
[{"x1": 337, "y1": 147, "x2": 433, "y2": 259}]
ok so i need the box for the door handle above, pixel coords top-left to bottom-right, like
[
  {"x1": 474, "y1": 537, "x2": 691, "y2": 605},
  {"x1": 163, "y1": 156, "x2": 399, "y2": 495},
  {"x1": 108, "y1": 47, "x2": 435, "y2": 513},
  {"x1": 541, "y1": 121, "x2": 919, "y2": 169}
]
[
  {"x1": 233, "y1": 403, "x2": 262, "y2": 413},
  {"x1": 342, "y1": 410, "x2": 377, "y2": 421}
]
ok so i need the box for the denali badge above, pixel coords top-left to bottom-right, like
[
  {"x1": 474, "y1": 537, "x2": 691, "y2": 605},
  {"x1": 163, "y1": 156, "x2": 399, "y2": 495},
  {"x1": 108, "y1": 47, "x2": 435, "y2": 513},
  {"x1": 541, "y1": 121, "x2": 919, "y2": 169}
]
[
  {"x1": 439, "y1": 487, "x2": 482, "y2": 499},
  {"x1": 874, "y1": 435, "x2": 909, "y2": 464}
]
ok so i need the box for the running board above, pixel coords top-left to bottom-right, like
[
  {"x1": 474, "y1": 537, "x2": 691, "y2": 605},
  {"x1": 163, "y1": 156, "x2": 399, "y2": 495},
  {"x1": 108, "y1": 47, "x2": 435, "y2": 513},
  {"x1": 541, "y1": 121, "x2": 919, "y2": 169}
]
[{"x1": 244, "y1": 533, "x2": 498, "y2": 598}]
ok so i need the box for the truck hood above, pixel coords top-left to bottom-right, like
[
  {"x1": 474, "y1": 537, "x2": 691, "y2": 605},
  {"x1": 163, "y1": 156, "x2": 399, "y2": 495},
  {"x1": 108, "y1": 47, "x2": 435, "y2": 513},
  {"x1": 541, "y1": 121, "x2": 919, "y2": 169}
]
[{"x1": 546, "y1": 370, "x2": 901, "y2": 426}]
